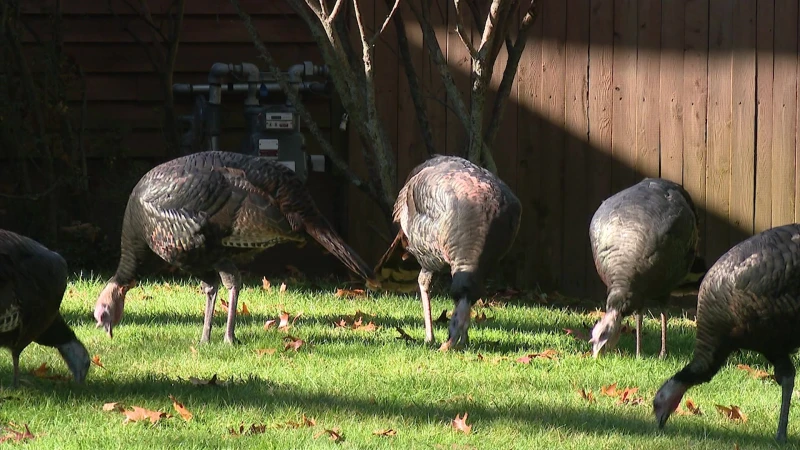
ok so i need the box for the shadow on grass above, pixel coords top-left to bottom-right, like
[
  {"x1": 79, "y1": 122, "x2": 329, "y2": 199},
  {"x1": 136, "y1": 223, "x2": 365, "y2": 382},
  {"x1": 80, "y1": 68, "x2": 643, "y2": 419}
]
[{"x1": 0, "y1": 371, "x2": 787, "y2": 448}]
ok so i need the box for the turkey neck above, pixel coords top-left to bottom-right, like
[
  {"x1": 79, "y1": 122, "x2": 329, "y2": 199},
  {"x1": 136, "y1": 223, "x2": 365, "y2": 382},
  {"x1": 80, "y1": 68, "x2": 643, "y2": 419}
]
[{"x1": 113, "y1": 217, "x2": 148, "y2": 286}]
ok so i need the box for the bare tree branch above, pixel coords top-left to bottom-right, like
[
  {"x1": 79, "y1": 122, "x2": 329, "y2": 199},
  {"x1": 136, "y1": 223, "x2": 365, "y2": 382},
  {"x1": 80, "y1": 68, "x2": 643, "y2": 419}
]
[
  {"x1": 453, "y1": 0, "x2": 477, "y2": 58},
  {"x1": 369, "y1": 0, "x2": 401, "y2": 46},
  {"x1": 231, "y1": 0, "x2": 379, "y2": 202},
  {"x1": 485, "y1": 0, "x2": 539, "y2": 146},
  {"x1": 389, "y1": 0, "x2": 435, "y2": 157},
  {"x1": 328, "y1": 0, "x2": 347, "y2": 23}
]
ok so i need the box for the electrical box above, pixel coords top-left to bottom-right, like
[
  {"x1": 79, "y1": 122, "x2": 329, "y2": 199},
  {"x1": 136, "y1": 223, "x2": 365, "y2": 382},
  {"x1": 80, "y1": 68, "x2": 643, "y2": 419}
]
[{"x1": 245, "y1": 104, "x2": 309, "y2": 182}]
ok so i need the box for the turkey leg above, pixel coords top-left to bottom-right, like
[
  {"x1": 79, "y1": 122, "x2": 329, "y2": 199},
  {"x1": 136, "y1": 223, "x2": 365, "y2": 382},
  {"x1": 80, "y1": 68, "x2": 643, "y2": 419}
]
[
  {"x1": 418, "y1": 269, "x2": 434, "y2": 344},
  {"x1": 635, "y1": 312, "x2": 643, "y2": 358},
  {"x1": 200, "y1": 280, "x2": 218, "y2": 344},
  {"x1": 659, "y1": 311, "x2": 668, "y2": 359},
  {"x1": 11, "y1": 350, "x2": 20, "y2": 388},
  {"x1": 772, "y1": 355, "x2": 795, "y2": 443},
  {"x1": 217, "y1": 261, "x2": 242, "y2": 345}
]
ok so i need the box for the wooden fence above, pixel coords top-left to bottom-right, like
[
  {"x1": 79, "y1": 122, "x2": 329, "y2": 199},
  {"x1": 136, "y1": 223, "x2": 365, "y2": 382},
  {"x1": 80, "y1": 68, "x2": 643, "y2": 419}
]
[{"x1": 14, "y1": 0, "x2": 800, "y2": 298}]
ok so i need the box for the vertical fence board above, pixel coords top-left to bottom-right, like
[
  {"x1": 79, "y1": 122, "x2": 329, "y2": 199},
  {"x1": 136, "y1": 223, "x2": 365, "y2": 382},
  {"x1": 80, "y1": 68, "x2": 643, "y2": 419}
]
[
  {"x1": 488, "y1": 14, "x2": 519, "y2": 191},
  {"x1": 586, "y1": 0, "x2": 615, "y2": 298},
  {"x1": 659, "y1": 0, "x2": 685, "y2": 184},
  {"x1": 445, "y1": 0, "x2": 471, "y2": 156},
  {"x1": 611, "y1": 0, "x2": 638, "y2": 193},
  {"x1": 515, "y1": 2, "x2": 544, "y2": 286},
  {"x1": 754, "y1": 0, "x2": 774, "y2": 234},
  {"x1": 705, "y1": 0, "x2": 733, "y2": 263},
  {"x1": 540, "y1": 0, "x2": 567, "y2": 288},
  {"x1": 772, "y1": 0, "x2": 798, "y2": 226},
  {"x1": 562, "y1": 0, "x2": 590, "y2": 296},
  {"x1": 729, "y1": 0, "x2": 756, "y2": 245},
  {"x1": 682, "y1": 0, "x2": 709, "y2": 260},
  {"x1": 423, "y1": 2, "x2": 448, "y2": 156},
  {"x1": 375, "y1": 0, "x2": 400, "y2": 192},
  {"x1": 636, "y1": 0, "x2": 661, "y2": 179}
]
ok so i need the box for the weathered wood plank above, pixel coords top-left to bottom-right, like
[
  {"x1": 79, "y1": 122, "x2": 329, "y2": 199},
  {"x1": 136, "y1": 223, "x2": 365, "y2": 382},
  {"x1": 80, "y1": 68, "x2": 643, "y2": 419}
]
[
  {"x1": 681, "y1": 0, "x2": 709, "y2": 260},
  {"x1": 22, "y1": 0, "x2": 296, "y2": 15},
  {"x1": 561, "y1": 0, "x2": 590, "y2": 296},
  {"x1": 539, "y1": 0, "x2": 567, "y2": 289},
  {"x1": 611, "y1": 0, "x2": 638, "y2": 193},
  {"x1": 375, "y1": 0, "x2": 400, "y2": 190},
  {"x1": 754, "y1": 0, "x2": 775, "y2": 233},
  {"x1": 729, "y1": 0, "x2": 756, "y2": 245},
  {"x1": 704, "y1": 0, "x2": 733, "y2": 263},
  {"x1": 586, "y1": 0, "x2": 614, "y2": 299},
  {"x1": 445, "y1": 0, "x2": 471, "y2": 156},
  {"x1": 772, "y1": 0, "x2": 798, "y2": 226},
  {"x1": 424, "y1": 2, "x2": 448, "y2": 156},
  {"x1": 23, "y1": 15, "x2": 314, "y2": 44},
  {"x1": 635, "y1": 0, "x2": 661, "y2": 179},
  {"x1": 515, "y1": 0, "x2": 544, "y2": 287},
  {"x1": 658, "y1": 0, "x2": 684, "y2": 184}
]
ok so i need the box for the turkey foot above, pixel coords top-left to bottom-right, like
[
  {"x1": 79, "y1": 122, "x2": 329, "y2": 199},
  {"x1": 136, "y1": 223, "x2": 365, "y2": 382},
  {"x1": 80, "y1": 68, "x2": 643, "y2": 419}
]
[
  {"x1": 223, "y1": 286, "x2": 239, "y2": 345},
  {"x1": 439, "y1": 297, "x2": 471, "y2": 352},
  {"x1": 418, "y1": 270, "x2": 435, "y2": 344}
]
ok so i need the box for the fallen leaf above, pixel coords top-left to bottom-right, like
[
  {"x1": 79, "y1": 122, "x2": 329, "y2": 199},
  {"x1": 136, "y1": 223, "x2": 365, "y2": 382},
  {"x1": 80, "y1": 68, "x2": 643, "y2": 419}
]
[
  {"x1": 474, "y1": 311, "x2": 488, "y2": 323},
  {"x1": 395, "y1": 327, "x2": 414, "y2": 342},
  {"x1": 434, "y1": 309, "x2": 449, "y2": 324},
  {"x1": 29, "y1": 363, "x2": 70, "y2": 381},
  {"x1": 492, "y1": 287, "x2": 521, "y2": 299},
  {"x1": 229, "y1": 423, "x2": 267, "y2": 436},
  {"x1": 169, "y1": 395, "x2": 193, "y2": 421},
  {"x1": 280, "y1": 282, "x2": 287, "y2": 293},
  {"x1": 373, "y1": 428, "x2": 397, "y2": 437},
  {"x1": 588, "y1": 310, "x2": 605, "y2": 319},
  {"x1": 261, "y1": 277, "x2": 271, "y2": 290},
  {"x1": 189, "y1": 346, "x2": 198, "y2": 356},
  {"x1": 91, "y1": 355, "x2": 105, "y2": 369},
  {"x1": 256, "y1": 348, "x2": 277, "y2": 356},
  {"x1": 189, "y1": 374, "x2": 225, "y2": 386},
  {"x1": 715, "y1": 404, "x2": 747, "y2": 422},
  {"x1": 563, "y1": 328, "x2": 590, "y2": 342},
  {"x1": 240, "y1": 303, "x2": 250, "y2": 316},
  {"x1": 122, "y1": 406, "x2": 170, "y2": 424},
  {"x1": 578, "y1": 388, "x2": 595, "y2": 403},
  {"x1": 276, "y1": 414, "x2": 316, "y2": 429},
  {"x1": 278, "y1": 311, "x2": 291, "y2": 330},
  {"x1": 617, "y1": 387, "x2": 643, "y2": 405},
  {"x1": 516, "y1": 349, "x2": 559, "y2": 363},
  {"x1": 451, "y1": 412, "x2": 472, "y2": 435},
  {"x1": 264, "y1": 319, "x2": 277, "y2": 330},
  {"x1": 103, "y1": 402, "x2": 125, "y2": 412},
  {"x1": 736, "y1": 364, "x2": 775, "y2": 382},
  {"x1": 676, "y1": 398, "x2": 703, "y2": 416},
  {"x1": 314, "y1": 428, "x2": 344, "y2": 442},
  {"x1": 600, "y1": 382, "x2": 619, "y2": 397},
  {"x1": 334, "y1": 288, "x2": 366, "y2": 298},
  {"x1": 0, "y1": 423, "x2": 35, "y2": 443},
  {"x1": 283, "y1": 335, "x2": 304, "y2": 351}
]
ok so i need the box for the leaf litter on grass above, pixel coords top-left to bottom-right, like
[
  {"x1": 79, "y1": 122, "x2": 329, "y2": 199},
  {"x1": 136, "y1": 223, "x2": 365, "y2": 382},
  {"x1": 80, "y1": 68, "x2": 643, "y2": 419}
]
[
  {"x1": 452, "y1": 413, "x2": 472, "y2": 435},
  {"x1": 715, "y1": 404, "x2": 747, "y2": 422}
]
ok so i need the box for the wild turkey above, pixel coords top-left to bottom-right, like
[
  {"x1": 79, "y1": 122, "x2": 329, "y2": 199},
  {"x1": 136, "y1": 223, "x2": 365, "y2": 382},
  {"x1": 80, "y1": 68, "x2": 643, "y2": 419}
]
[
  {"x1": 375, "y1": 155, "x2": 521, "y2": 350},
  {"x1": 653, "y1": 223, "x2": 800, "y2": 443},
  {"x1": 0, "y1": 229, "x2": 90, "y2": 387},
  {"x1": 589, "y1": 178, "x2": 705, "y2": 358},
  {"x1": 93, "y1": 151, "x2": 376, "y2": 344}
]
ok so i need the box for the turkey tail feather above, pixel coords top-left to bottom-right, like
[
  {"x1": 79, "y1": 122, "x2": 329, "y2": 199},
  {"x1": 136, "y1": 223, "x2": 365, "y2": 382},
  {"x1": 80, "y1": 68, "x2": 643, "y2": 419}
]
[{"x1": 304, "y1": 220, "x2": 375, "y2": 283}]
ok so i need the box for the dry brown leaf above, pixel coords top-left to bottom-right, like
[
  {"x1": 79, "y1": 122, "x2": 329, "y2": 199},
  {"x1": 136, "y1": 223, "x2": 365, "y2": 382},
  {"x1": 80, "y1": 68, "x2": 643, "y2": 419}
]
[
  {"x1": 736, "y1": 364, "x2": 775, "y2": 382},
  {"x1": 122, "y1": 406, "x2": 170, "y2": 424},
  {"x1": 516, "y1": 349, "x2": 559, "y2": 364},
  {"x1": 189, "y1": 374, "x2": 225, "y2": 386},
  {"x1": 278, "y1": 311, "x2": 291, "y2": 330},
  {"x1": 229, "y1": 423, "x2": 267, "y2": 436},
  {"x1": 279, "y1": 282, "x2": 287, "y2": 293},
  {"x1": 395, "y1": 327, "x2": 415, "y2": 342},
  {"x1": 600, "y1": 382, "x2": 619, "y2": 397},
  {"x1": 283, "y1": 335, "x2": 304, "y2": 351},
  {"x1": 0, "y1": 423, "x2": 35, "y2": 443},
  {"x1": 617, "y1": 387, "x2": 643, "y2": 405},
  {"x1": 29, "y1": 363, "x2": 70, "y2": 382},
  {"x1": 276, "y1": 414, "x2": 316, "y2": 429},
  {"x1": 353, "y1": 319, "x2": 378, "y2": 332},
  {"x1": 373, "y1": 428, "x2": 397, "y2": 437},
  {"x1": 334, "y1": 288, "x2": 366, "y2": 298},
  {"x1": 256, "y1": 348, "x2": 277, "y2": 356},
  {"x1": 169, "y1": 395, "x2": 193, "y2": 421},
  {"x1": 91, "y1": 355, "x2": 105, "y2": 369},
  {"x1": 676, "y1": 398, "x2": 703, "y2": 416},
  {"x1": 564, "y1": 328, "x2": 591, "y2": 342},
  {"x1": 264, "y1": 319, "x2": 277, "y2": 330},
  {"x1": 314, "y1": 428, "x2": 344, "y2": 442},
  {"x1": 435, "y1": 309, "x2": 449, "y2": 324},
  {"x1": 103, "y1": 402, "x2": 125, "y2": 412},
  {"x1": 474, "y1": 311, "x2": 488, "y2": 323},
  {"x1": 578, "y1": 388, "x2": 596, "y2": 403},
  {"x1": 715, "y1": 404, "x2": 748, "y2": 422},
  {"x1": 261, "y1": 277, "x2": 271, "y2": 290},
  {"x1": 241, "y1": 303, "x2": 250, "y2": 316},
  {"x1": 451, "y1": 412, "x2": 472, "y2": 435}
]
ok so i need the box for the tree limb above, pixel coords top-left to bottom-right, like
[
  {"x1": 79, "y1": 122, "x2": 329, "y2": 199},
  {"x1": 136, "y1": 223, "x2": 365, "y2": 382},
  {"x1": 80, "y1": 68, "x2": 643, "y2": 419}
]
[
  {"x1": 453, "y1": 0, "x2": 477, "y2": 58},
  {"x1": 231, "y1": 0, "x2": 377, "y2": 201},
  {"x1": 484, "y1": 0, "x2": 539, "y2": 146},
  {"x1": 369, "y1": 0, "x2": 401, "y2": 45}
]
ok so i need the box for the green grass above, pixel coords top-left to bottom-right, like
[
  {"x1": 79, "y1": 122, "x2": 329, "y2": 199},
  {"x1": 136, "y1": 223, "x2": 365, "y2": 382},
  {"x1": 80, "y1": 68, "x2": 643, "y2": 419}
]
[{"x1": 0, "y1": 275, "x2": 797, "y2": 449}]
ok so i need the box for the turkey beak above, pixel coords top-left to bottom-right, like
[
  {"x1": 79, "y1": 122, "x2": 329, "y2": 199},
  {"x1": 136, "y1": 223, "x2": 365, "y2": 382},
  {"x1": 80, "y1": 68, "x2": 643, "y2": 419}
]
[{"x1": 656, "y1": 410, "x2": 669, "y2": 429}]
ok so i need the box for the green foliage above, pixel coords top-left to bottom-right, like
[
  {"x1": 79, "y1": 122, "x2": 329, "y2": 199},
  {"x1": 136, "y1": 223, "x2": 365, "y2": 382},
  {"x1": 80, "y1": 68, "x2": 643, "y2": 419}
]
[{"x1": 0, "y1": 278, "x2": 793, "y2": 449}]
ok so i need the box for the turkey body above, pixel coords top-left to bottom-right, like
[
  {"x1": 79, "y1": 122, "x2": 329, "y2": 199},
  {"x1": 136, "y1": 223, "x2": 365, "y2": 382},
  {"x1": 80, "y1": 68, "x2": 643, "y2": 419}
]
[
  {"x1": 94, "y1": 151, "x2": 376, "y2": 344},
  {"x1": 0, "y1": 229, "x2": 90, "y2": 387},
  {"x1": 589, "y1": 178, "x2": 702, "y2": 358},
  {"x1": 654, "y1": 223, "x2": 800, "y2": 443},
  {"x1": 383, "y1": 155, "x2": 521, "y2": 350}
]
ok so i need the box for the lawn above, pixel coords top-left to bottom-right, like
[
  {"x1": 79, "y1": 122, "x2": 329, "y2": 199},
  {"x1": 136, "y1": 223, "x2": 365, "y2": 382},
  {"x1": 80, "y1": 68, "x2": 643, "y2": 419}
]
[{"x1": 0, "y1": 274, "x2": 795, "y2": 449}]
